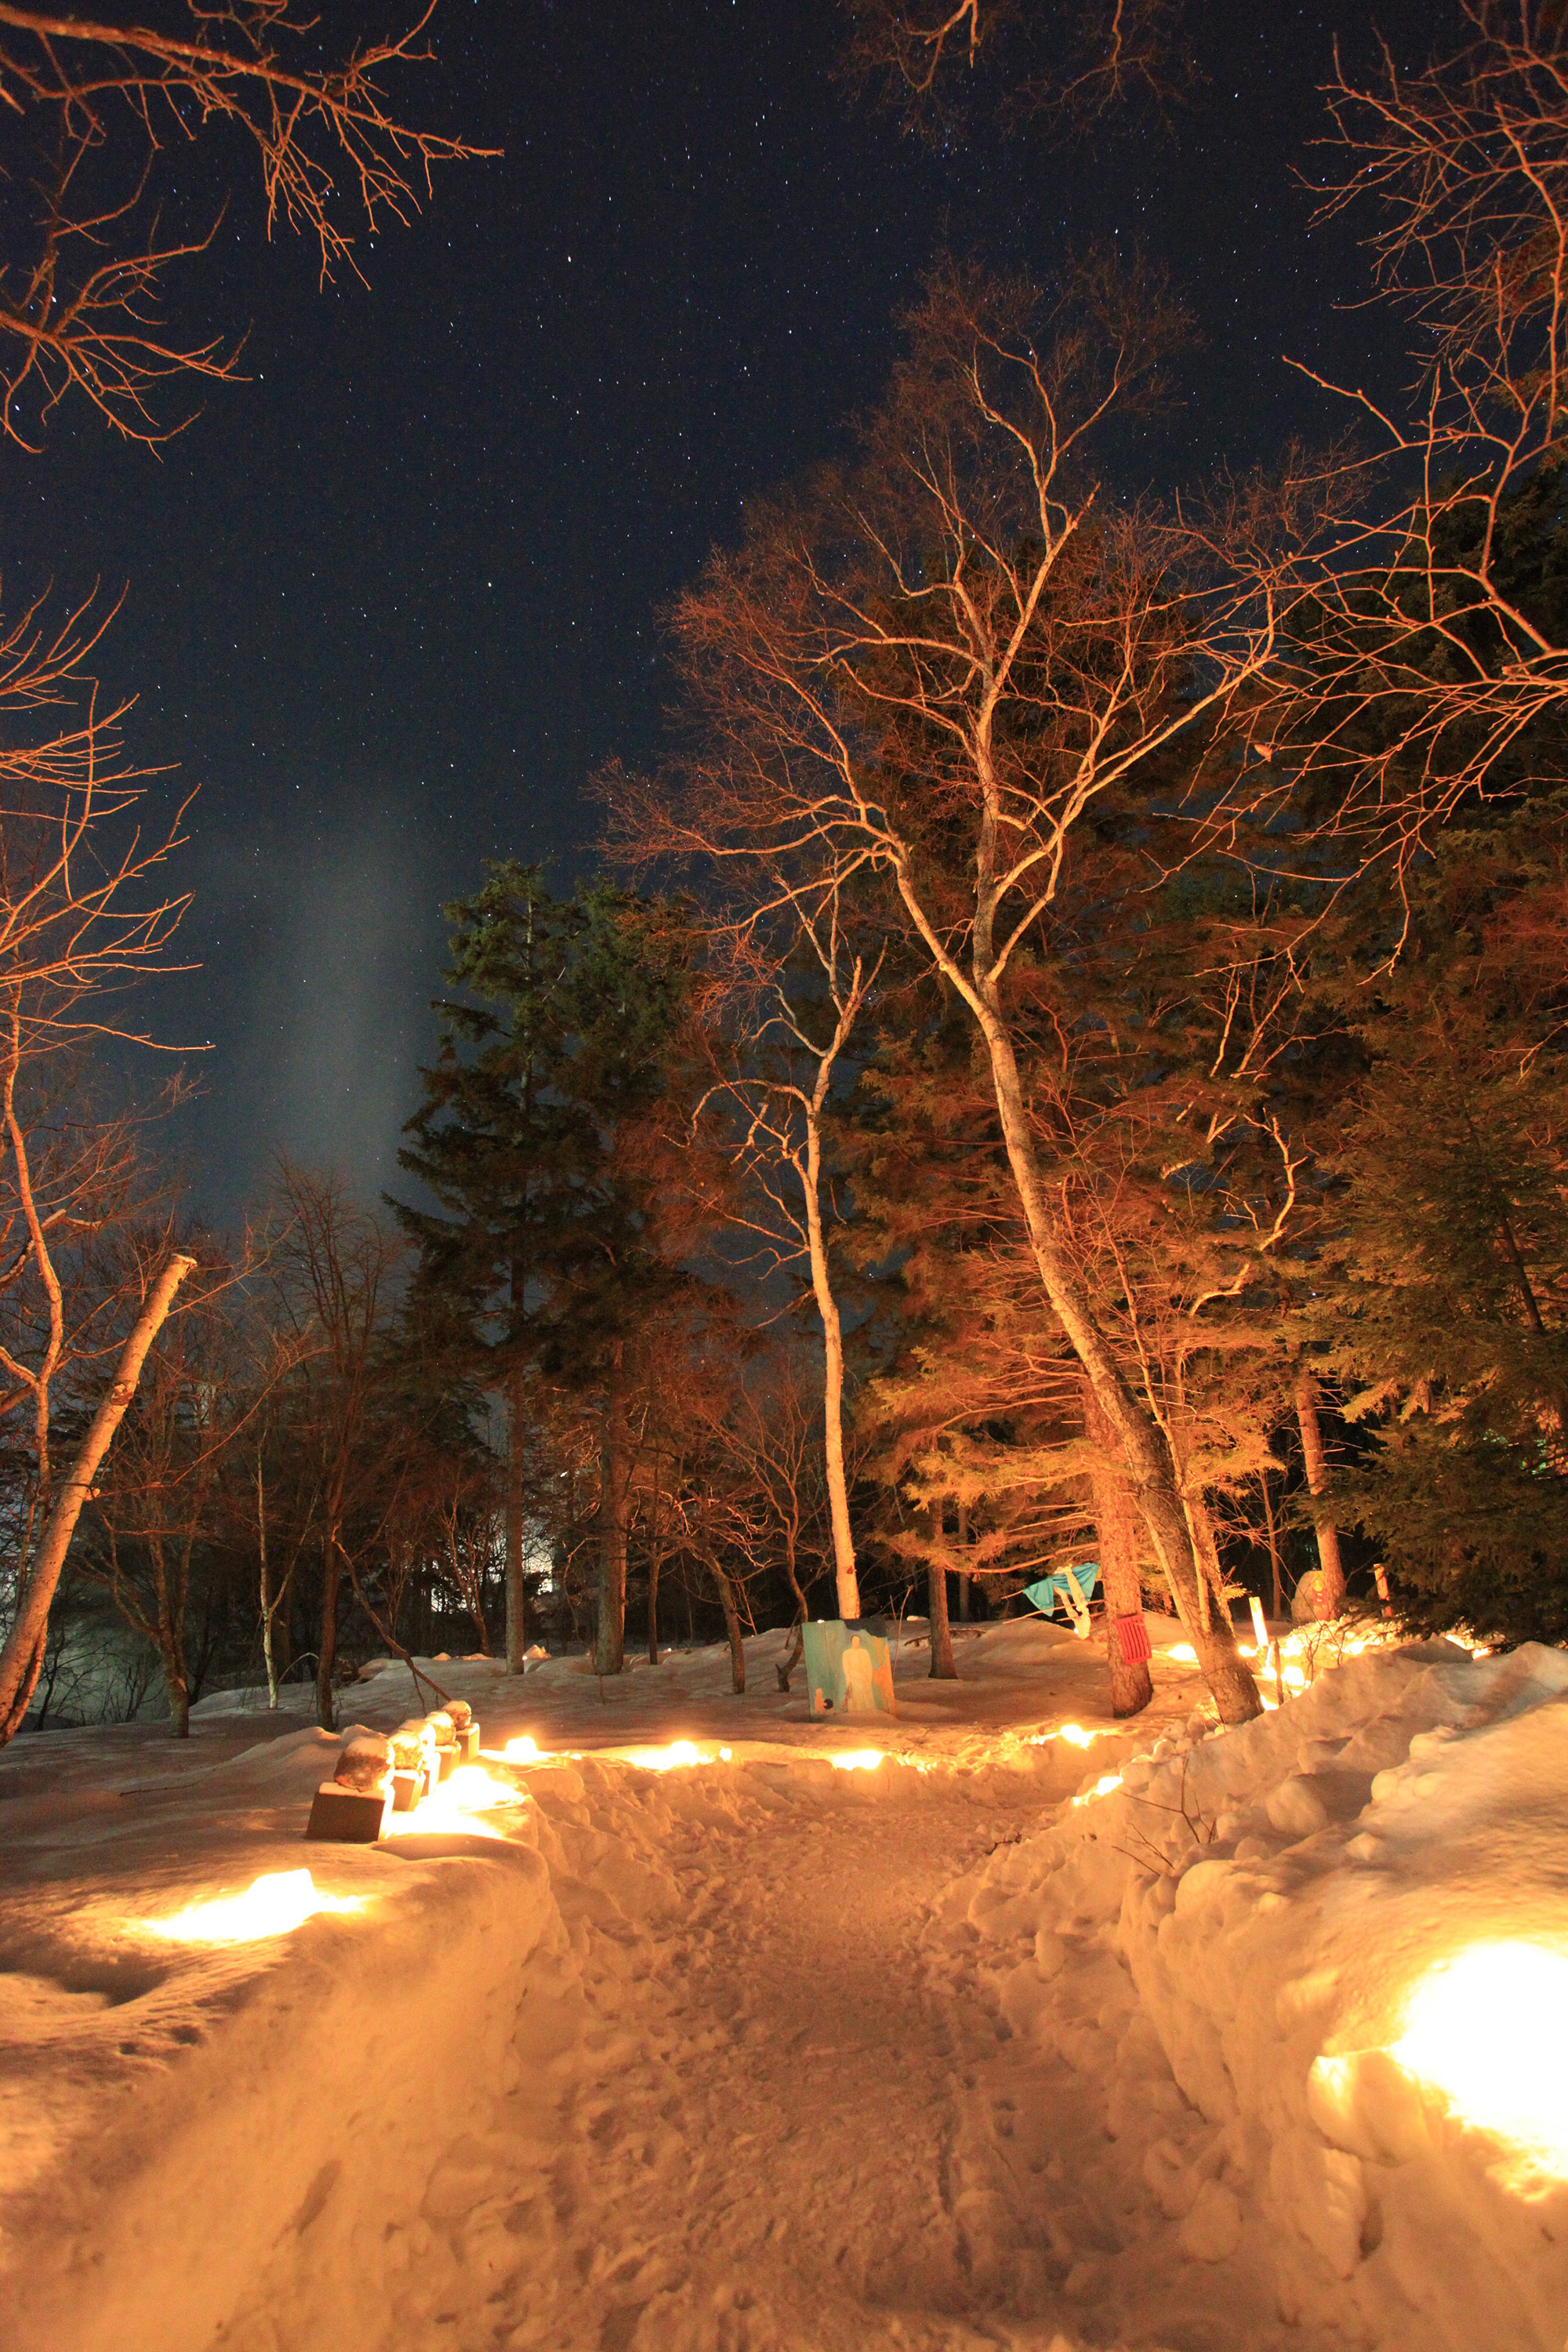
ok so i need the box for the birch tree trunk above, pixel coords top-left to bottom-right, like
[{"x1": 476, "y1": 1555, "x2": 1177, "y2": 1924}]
[
  {"x1": 593, "y1": 1342, "x2": 630, "y2": 1675},
  {"x1": 882, "y1": 831, "x2": 1261, "y2": 1723},
  {"x1": 803, "y1": 1111, "x2": 860, "y2": 1618},
  {"x1": 1294, "y1": 1367, "x2": 1347, "y2": 1618},
  {"x1": 0, "y1": 1251, "x2": 195, "y2": 1744},
  {"x1": 1083, "y1": 1383, "x2": 1153, "y2": 1718},
  {"x1": 968, "y1": 996, "x2": 1260, "y2": 1723}
]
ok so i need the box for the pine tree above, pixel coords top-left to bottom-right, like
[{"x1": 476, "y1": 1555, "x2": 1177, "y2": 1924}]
[
  {"x1": 1274, "y1": 466, "x2": 1568, "y2": 1640},
  {"x1": 395, "y1": 866, "x2": 696, "y2": 1676},
  {"x1": 395, "y1": 864, "x2": 583, "y2": 1670},
  {"x1": 1327, "y1": 800, "x2": 1568, "y2": 1640}
]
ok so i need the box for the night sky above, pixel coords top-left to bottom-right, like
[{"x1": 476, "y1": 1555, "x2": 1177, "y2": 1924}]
[{"x1": 0, "y1": 0, "x2": 1446, "y2": 1228}]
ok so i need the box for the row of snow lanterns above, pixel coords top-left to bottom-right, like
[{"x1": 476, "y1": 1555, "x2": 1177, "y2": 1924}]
[{"x1": 306, "y1": 1701, "x2": 493, "y2": 1842}]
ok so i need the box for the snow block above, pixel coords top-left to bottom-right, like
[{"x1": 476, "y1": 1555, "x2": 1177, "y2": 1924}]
[{"x1": 305, "y1": 1783, "x2": 390, "y2": 1843}]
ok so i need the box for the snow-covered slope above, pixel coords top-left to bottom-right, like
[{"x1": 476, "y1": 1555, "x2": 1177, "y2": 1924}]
[
  {"x1": 0, "y1": 1734, "x2": 555, "y2": 2350},
  {"x1": 942, "y1": 1638, "x2": 1568, "y2": 2351},
  {"x1": 5, "y1": 1619, "x2": 1567, "y2": 2350}
]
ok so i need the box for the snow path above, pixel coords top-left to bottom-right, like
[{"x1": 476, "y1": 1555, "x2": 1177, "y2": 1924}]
[
  {"x1": 2, "y1": 1622, "x2": 1352, "y2": 2352},
  {"x1": 365, "y1": 1743, "x2": 1338, "y2": 2352}
]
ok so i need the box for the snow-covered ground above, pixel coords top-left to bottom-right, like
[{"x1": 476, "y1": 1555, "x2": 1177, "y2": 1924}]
[{"x1": 2, "y1": 1613, "x2": 1565, "y2": 2351}]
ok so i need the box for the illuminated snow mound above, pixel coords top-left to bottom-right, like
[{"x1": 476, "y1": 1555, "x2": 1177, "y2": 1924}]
[{"x1": 944, "y1": 1637, "x2": 1568, "y2": 2352}]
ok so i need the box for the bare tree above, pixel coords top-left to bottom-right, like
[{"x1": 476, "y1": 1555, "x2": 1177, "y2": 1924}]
[
  {"x1": 0, "y1": 591, "x2": 202, "y2": 1740},
  {"x1": 655, "y1": 264, "x2": 1274, "y2": 1720},
  {"x1": 263, "y1": 1164, "x2": 408, "y2": 1729},
  {"x1": 1261, "y1": 4, "x2": 1568, "y2": 888},
  {"x1": 84, "y1": 1255, "x2": 245, "y2": 1735},
  {"x1": 677, "y1": 899, "x2": 882, "y2": 1621},
  {"x1": 0, "y1": 1243, "x2": 192, "y2": 1734},
  {"x1": 843, "y1": 0, "x2": 1200, "y2": 135},
  {"x1": 710, "y1": 1347, "x2": 838, "y2": 1686},
  {"x1": 430, "y1": 1457, "x2": 503, "y2": 1656},
  {"x1": 0, "y1": 2, "x2": 488, "y2": 446}
]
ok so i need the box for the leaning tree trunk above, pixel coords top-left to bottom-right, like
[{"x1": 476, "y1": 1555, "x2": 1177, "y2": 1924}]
[
  {"x1": 0, "y1": 1253, "x2": 196, "y2": 1747},
  {"x1": 505, "y1": 1360, "x2": 527, "y2": 1672},
  {"x1": 1083, "y1": 1383, "x2": 1153, "y2": 1719},
  {"x1": 926, "y1": 1504, "x2": 957, "y2": 1679},
  {"x1": 593, "y1": 1343, "x2": 630, "y2": 1676},
  {"x1": 1294, "y1": 1367, "x2": 1347, "y2": 1619},
  {"x1": 969, "y1": 1001, "x2": 1261, "y2": 1724}
]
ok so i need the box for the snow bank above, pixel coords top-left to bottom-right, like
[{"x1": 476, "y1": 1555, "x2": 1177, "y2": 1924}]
[
  {"x1": 939, "y1": 1638, "x2": 1568, "y2": 2351},
  {"x1": 1, "y1": 1754, "x2": 557, "y2": 2352}
]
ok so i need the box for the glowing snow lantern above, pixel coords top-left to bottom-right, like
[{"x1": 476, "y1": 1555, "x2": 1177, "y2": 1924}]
[
  {"x1": 397, "y1": 1763, "x2": 524, "y2": 1838},
  {"x1": 830, "y1": 1749, "x2": 884, "y2": 1771},
  {"x1": 1166, "y1": 1643, "x2": 1198, "y2": 1664},
  {"x1": 501, "y1": 1734, "x2": 545, "y2": 1763},
  {"x1": 625, "y1": 1740, "x2": 706, "y2": 1771},
  {"x1": 1057, "y1": 1723, "x2": 1098, "y2": 1748},
  {"x1": 1072, "y1": 1772, "x2": 1124, "y2": 1807},
  {"x1": 1391, "y1": 1942, "x2": 1568, "y2": 2170},
  {"x1": 143, "y1": 1868, "x2": 361, "y2": 1945}
]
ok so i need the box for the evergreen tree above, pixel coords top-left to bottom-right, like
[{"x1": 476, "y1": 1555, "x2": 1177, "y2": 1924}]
[
  {"x1": 1272, "y1": 465, "x2": 1568, "y2": 1639},
  {"x1": 1327, "y1": 800, "x2": 1568, "y2": 1641},
  {"x1": 395, "y1": 865, "x2": 696, "y2": 1676},
  {"x1": 396, "y1": 864, "x2": 583, "y2": 1669}
]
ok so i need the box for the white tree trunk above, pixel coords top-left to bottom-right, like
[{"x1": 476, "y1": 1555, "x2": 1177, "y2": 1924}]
[
  {"x1": 972, "y1": 1005, "x2": 1261, "y2": 1724},
  {"x1": 0, "y1": 1253, "x2": 196, "y2": 1743},
  {"x1": 803, "y1": 1112, "x2": 860, "y2": 1619}
]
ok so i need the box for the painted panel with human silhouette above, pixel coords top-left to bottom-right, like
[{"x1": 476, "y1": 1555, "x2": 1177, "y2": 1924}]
[{"x1": 801, "y1": 1622, "x2": 896, "y2": 1718}]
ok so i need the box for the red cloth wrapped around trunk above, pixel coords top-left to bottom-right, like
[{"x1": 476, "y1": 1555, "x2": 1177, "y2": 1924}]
[{"x1": 1112, "y1": 1612, "x2": 1152, "y2": 1665}]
